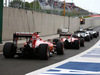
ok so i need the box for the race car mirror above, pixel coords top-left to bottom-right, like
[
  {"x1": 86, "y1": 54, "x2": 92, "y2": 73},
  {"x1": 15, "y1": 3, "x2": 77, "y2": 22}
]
[{"x1": 80, "y1": 18, "x2": 85, "y2": 25}]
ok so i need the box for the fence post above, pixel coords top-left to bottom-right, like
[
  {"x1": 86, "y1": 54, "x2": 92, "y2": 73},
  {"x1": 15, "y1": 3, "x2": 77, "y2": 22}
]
[{"x1": 0, "y1": 0, "x2": 3, "y2": 44}]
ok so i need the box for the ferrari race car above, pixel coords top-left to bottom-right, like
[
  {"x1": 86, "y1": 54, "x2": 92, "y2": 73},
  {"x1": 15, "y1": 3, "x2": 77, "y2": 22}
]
[
  {"x1": 74, "y1": 30, "x2": 91, "y2": 41},
  {"x1": 3, "y1": 32, "x2": 64, "y2": 60},
  {"x1": 55, "y1": 33, "x2": 84, "y2": 49},
  {"x1": 86, "y1": 28, "x2": 99, "y2": 38}
]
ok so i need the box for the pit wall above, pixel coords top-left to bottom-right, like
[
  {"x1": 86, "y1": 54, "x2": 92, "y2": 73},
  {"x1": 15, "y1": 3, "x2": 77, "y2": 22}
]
[{"x1": 2, "y1": 7, "x2": 100, "y2": 40}]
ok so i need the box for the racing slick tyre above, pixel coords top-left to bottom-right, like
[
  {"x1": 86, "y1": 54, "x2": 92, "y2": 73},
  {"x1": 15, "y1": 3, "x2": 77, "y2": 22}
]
[
  {"x1": 3, "y1": 42, "x2": 16, "y2": 58},
  {"x1": 90, "y1": 34, "x2": 93, "y2": 40},
  {"x1": 93, "y1": 33, "x2": 97, "y2": 38},
  {"x1": 38, "y1": 44, "x2": 50, "y2": 60},
  {"x1": 80, "y1": 38, "x2": 84, "y2": 47},
  {"x1": 64, "y1": 41, "x2": 67, "y2": 49},
  {"x1": 53, "y1": 39, "x2": 59, "y2": 45},
  {"x1": 74, "y1": 40, "x2": 80, "y2": 49},
  {"x1": 56, "y1": 42, "x2": 64, "y2": 55},
  {"x1": 64, "y1": 40, "x2": 71, "y2": 49},
  {"x1": 85, "y1": 36, "x2": 90, "y2": 41},
  {"x1": 97, "y1": 31, "x2": 99, "y2": 37}
]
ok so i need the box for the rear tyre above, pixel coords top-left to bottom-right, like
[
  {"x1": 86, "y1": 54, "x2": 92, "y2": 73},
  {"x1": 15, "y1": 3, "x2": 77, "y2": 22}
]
[
  {"x1": 85, "y1": 36, "x2": 90, "y2": 41},
  {"x1": 80, "y1": 38, "x2": 84, "y2": 47},
  {"x1": 56, "y1": 42, "x2": 64, "y2": 55},
  {"x1": 64, "y1": 41, "x2": 67, "y2": 49},
  {"x1": 74, "y1": 40, "x2": 80, "y2": 49},
  {"x1": 38, "y1": 44, "x2": 49, "y2": 60},
  {"x1": 97, "y1": 31, "x2": 99, "y2": 37},
  {"x1": 93, "y1": 33, "x2": 97, "y2": 38},
  {"x1": 3, "y1": 42, "x2": 16, "y2": 58},
  {"x1": 53, "y1": 39, "x2": 59, "y2": 45},
  {"x1": 90, "y1": 34, "x2": 93, "y2": 40},
  {"x1": 64, "y1": 40, "x2": 71, "y2": 49}
]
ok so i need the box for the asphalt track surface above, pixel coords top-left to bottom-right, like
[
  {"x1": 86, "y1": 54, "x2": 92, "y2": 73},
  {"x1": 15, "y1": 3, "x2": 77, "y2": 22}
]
[{"x1": 0, "y1": 27, "x2": 100, "y2": 75}]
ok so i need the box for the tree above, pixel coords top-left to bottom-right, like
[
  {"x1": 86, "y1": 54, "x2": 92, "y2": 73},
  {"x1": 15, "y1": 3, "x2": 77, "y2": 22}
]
[
  {"x1": 24, "y1": 2, "x2": 30, "y2": 10},
  {"x1": 30, "y1": 1, "x2": 41, "y2": 10},
  {"x1": 9, "y1": 0, "x2": 23, "y2": 8},
  {"x1": 9, "y1": 0, "x2": 30, "y2": 10},
  {"x1": 30, "y1": 2, "x2": 33, "y2": 9},
  {"x1": 9, "y1": 0, "x2": 41, "y2": 11}
]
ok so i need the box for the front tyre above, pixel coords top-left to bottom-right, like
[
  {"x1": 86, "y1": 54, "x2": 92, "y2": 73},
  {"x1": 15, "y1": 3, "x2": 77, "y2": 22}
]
[
  {"x1": 3, "y1": 42, "x2": 16, "y2": 58},
  {"x1": 56, "y1": 42, "x2": 64, "y2": 55},
  {"x1": 38, "y1": 44, "x2": 49, "y2": 60}
]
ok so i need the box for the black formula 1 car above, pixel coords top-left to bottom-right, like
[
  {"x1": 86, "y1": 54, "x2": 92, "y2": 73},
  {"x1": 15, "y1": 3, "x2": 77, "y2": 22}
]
[{"x1": 3, "y1": 32, "x2": 64, "y2": 60}]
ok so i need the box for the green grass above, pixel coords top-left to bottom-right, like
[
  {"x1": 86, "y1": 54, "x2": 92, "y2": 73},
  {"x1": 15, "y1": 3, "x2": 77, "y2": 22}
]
[{"x1": 79, "y1": 16, "x2": 91, "y2": 19}]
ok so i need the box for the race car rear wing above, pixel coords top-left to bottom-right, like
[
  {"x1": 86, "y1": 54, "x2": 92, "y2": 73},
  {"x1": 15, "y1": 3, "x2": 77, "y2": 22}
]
[
  {"x1": 60, "y1": 33, "x2": 72, "y2": 37},
  {"x1": 13, "y1": 32, "x2": 40, "y2": 46},
  {"x1": 74, "y1": 31, "x2": 85, "y2": 33},
  {"x1": 13, "y1": 32, "x2": 34, "y2": 45},
  {"x1": 13, "y1": 32, "x2": 41, "y2": 38},
  {"x1": 13, "y1": 32, "x2": 33, "y2": 38}
]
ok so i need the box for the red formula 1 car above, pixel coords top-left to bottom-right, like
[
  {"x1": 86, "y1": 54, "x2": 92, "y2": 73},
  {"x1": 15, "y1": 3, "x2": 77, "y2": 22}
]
[
  {"x1": 3, "y1": 32, "x2": 64, "y2": 60},
  {"x1": 57, "y1": 33, "x2": 84, "y2": 49}
]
